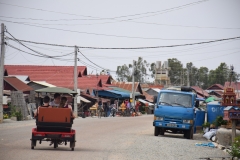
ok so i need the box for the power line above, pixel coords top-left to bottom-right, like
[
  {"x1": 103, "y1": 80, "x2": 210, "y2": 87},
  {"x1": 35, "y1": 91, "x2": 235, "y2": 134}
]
[
  {"x1": 6, "y1": 43, "x2": 74, "y2": 61},
  {"x1": 0, "y1": 0, "x2": 209, "y2": 21},
  {"x1": 128, "y1": 21, "x2": 240, "y2": 30},
  {"x1": 78, "y1": 50, "x2": 106, "y2": 70},
  {"x1": 2, "y1": 16, "x2": 239, "y2": 30},
  {"x1": 6, "y1": 37, "x2": 73, "y2": 48},
  {"x1": 6, "y1": 33, "x2": 240, "y2": 50},
  {"x1": 9, "y1": 39, "x2": 73, "y2": 52},
  {"x1": 6, "y1": 30, "x2": 74, "y2": 57},
  {"x1": 1, "y1": 19, "x2": 219, "y2": 40},
  {"x1": 76, "y1": 36, "x2": 240, "y2": 49},
  {"x1": 79, "y1": 59, "x2": 101, "y2": 71},
  {"x1": 79, "y1": 48, "x2": 240, "y2": 60}
]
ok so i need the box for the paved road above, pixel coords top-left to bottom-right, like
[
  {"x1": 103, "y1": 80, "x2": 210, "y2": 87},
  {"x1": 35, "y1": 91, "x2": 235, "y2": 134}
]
[{"x1": 0, "y1": 116, "x2": 229, "y2": 160}]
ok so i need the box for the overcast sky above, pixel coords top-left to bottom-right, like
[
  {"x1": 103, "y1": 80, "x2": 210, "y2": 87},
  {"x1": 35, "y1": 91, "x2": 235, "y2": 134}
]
[{"x1": 0, "y1": 0, "x2": 240, "y2": 81}]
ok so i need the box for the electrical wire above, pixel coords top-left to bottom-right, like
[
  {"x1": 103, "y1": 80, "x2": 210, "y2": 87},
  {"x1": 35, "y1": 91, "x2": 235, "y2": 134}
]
[
  {"x1": 9, "y1": 39, "x2": 73, "y2": 52},
  {"x1": 5, "y1": 33, "x2": 240, "y2": 50},
  {"x1": 78, "y1": 50, "x2": 106, "y2": 70},
  {"x1": 128, "y1": 21, "x2": 240, "y2": 30},
  {"x1": 2, "y1": 16, "x2": 238, "y2": 30},
  {"x1": 6, "y1": 43, "x2": 74, "y2": 61},
  {"x1": 79, "y1": 59, "x2": 101, "y2": 71},
  {"x1": 77, "y1": 37, "x2": 240, "y2": 49},
  {"x1": 0, "y1": 0, "x2": 209, "y2": 21},
  {"x1": 1, "y1": 19, "x2": 220, "y2": 40},
  {"x1": 6, "y1": 36, "x2": 73, "y2": 48},
  {"x1": 79, "y1": 48, "x2": 240, "y2": 60},
  {"x1": 6, "y1": 30, "x2": 74, "y2": 57}
]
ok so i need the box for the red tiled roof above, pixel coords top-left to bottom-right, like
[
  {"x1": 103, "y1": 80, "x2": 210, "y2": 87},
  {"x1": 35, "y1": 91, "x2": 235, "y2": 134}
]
[
  {"x1": 224, "y1": 82, "x2": 240, "y2": 90},
  {"x1": 206, "y1": 84, "x2": 224, "y2": 90},
  {"x1": 4, "y1": 65, "x2": 87, "y2": 79},
  {"x1": 4, "y1": 65, "x2": 115, "y2": 90},
  {"x1": 4, "y1": 76, "x2": 33, "y2": 92},
  {"x1": 4, "y1": 65, "x2": 87, "y2": 89},
  {"x1": 191, "y1": 86, "x2": 209, "y2": 98},
  {"x1": 99, "y1": 75, "x2": 111, "y2": 84}
]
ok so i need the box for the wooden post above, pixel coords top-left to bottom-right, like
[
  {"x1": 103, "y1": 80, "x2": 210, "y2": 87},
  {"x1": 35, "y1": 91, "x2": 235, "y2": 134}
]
[{"x1": 232, "y1": 119, "x2": 236, "y2": 143}]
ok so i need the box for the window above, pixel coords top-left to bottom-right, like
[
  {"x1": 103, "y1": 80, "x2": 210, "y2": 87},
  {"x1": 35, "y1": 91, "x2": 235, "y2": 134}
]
[{"x1": 159, "y1": 92, "x2": 192, "y2": 108}]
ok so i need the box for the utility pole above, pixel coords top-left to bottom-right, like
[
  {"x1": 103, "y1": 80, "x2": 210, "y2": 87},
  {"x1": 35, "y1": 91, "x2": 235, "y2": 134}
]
[
  {"x1": 74, "y1": 46, "x2": 78, "y2": 117},
  {"x1": 187, "y1": 65, "x2": 190, "y2": 87},
  {"x1": 0, "y1": 23, "x2": 5, "y2": 123},
  {"x1": 132, "y1": 60, "x2": 135, "y2": 110}
]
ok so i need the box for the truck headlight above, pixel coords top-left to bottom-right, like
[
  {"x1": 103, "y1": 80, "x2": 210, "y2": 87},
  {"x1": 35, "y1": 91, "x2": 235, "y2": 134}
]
[
  {"x1": 183, "y1": 120, "x2": 193, "y2": 124},
  {"x1": 183, "y1": 120, "x2": 190, "y2": 123},
  {"x1": 156, "y1": 117, "x2": 163, "y2": 121}
]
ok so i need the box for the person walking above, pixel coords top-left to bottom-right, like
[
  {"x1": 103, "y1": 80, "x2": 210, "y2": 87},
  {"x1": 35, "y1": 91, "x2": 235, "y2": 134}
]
[{"x1": 97, "y1": 99, "x2": 103, "y2": 118}]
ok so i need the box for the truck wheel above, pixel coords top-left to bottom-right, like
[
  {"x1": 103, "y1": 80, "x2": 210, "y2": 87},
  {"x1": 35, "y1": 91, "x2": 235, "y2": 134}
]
[
  {"x1": 159, "y1": 128, "x2": 165, "y2": 135},
  {"x1": 190, "y1": 127, "x2": 193, "y2": 139},
  {"x1": 186, "y1": 127, "x2": 193, "y2": 139},
  {"x1": 154, "y1": 127, "x2": 159, "y2": 136}
]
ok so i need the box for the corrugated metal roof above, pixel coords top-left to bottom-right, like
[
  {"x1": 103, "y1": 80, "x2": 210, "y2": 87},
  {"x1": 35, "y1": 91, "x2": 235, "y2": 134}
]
[
  {"x1": 9, "y1": 75, "x2": 30, "y2": 84},
  {"x1": 138, "y1": 99, "x2": 154, "y2": 106},
  {"x1": 152, "y1": 88, "x2": 161, "y2": 93},
  {"x1": 143, "y1": 91, "x2": 154, "y2": 102},
  {"x1": 4, "y1": 76, "x2": 33, "y2": 92},
  {"x1": 29, "y1": 81, "x2": 56, "y2": 87},
  {"x1": 206, "y1": 84, "x2": 224, "y2": 90},
  {"x1": 112, "y1": 81, "x2": 143, "y2": 94},
  {"x1": 191, "y1": 86, "x2": 209, "y2": 97}
]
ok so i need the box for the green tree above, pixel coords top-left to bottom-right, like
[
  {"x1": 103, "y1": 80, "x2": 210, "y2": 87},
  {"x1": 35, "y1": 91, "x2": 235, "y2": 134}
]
[
  {"x1": 198, "y1": 67, "x2": 209, "y2": 89},
  {"x1": 134, "y1": 57, "x2": 149, "y2": 82},
  {"x1": 116, "y1": 57, "x2": 149, "y2": 82},
  {"x1": 116, "y1": 64, "x2": 132, "y2": 82},
  {"x1": 149, "y1": 62, "x2": 156, "y2": 78},
  {"x1": 215, "y1": 63, "x2": 229, "y2": 85},
  {"x1": 186, "y1": 62, "x2": 199, "y2": 86},
  {"x1": 168, "y1": 58, "x2": 183, "y2": 85}
]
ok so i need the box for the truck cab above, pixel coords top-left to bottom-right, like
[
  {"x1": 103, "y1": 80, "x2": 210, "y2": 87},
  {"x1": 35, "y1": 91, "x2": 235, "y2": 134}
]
[{"x1": 153, "y1": 86, "x2": 198, "y2": 139}]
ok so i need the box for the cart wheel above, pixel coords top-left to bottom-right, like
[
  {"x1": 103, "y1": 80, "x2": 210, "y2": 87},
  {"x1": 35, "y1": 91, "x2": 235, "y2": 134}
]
[
  {"x1": 71, "y1": 148, "x2": 74, "y2": 151},
  {"x1": 31, "y1": 139, "x2": 36, "y2": 149},
  {"x1": 54, "y1": 141, "x2": 58, "y2": 148}
]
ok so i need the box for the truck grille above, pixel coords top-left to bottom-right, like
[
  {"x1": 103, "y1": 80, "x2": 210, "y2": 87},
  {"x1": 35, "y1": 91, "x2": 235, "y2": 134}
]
[{"x1": 164, "y1": 117, "x2": 182, "y2": 123}]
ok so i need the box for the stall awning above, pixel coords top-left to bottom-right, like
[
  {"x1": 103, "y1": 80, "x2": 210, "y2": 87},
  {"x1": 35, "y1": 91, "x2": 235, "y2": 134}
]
[
  {"x1": 108, "y1": 86, "x2": 141, "y2": 96},
  {"x1": 77, "y1": 96, "x2": 91, "y2": 103},
  {"x1": 138, "y1": 99, "x2": 154, "y2": 106},
  {"x1": 98, "y1": 90, "x2": 130, "y2": 99}
]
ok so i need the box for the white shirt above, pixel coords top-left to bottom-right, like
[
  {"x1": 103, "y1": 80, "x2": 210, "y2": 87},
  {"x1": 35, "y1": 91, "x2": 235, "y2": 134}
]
[{"x1": 49, "y1": 101, "x2": 59, "y2": 107}]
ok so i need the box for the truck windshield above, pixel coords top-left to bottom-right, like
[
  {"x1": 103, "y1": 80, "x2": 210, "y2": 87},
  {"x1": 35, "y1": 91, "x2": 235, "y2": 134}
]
[{"x1": 159, "y1": 92, "x2": 192, "y2": 108}]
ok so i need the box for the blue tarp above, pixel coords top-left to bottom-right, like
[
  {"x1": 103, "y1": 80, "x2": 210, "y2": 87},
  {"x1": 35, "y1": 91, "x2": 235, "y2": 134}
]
[{"x1": 98, "y1": 90, "x2": 130, "y2": 99}]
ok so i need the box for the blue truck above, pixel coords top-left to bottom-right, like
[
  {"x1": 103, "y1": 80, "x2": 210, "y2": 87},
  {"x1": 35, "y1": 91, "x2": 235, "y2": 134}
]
[{"x1": 153, "y1": 86, "x2": 200, "y2": 139}]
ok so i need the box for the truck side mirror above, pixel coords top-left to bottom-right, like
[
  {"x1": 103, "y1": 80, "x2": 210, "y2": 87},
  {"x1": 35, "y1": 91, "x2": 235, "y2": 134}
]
[
  {"x1": 153, "y1": 96, "x2": 157, "y2": 104},
  {"x1": 195, "y1": 100, "x2": 199, "y2": 108}
]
